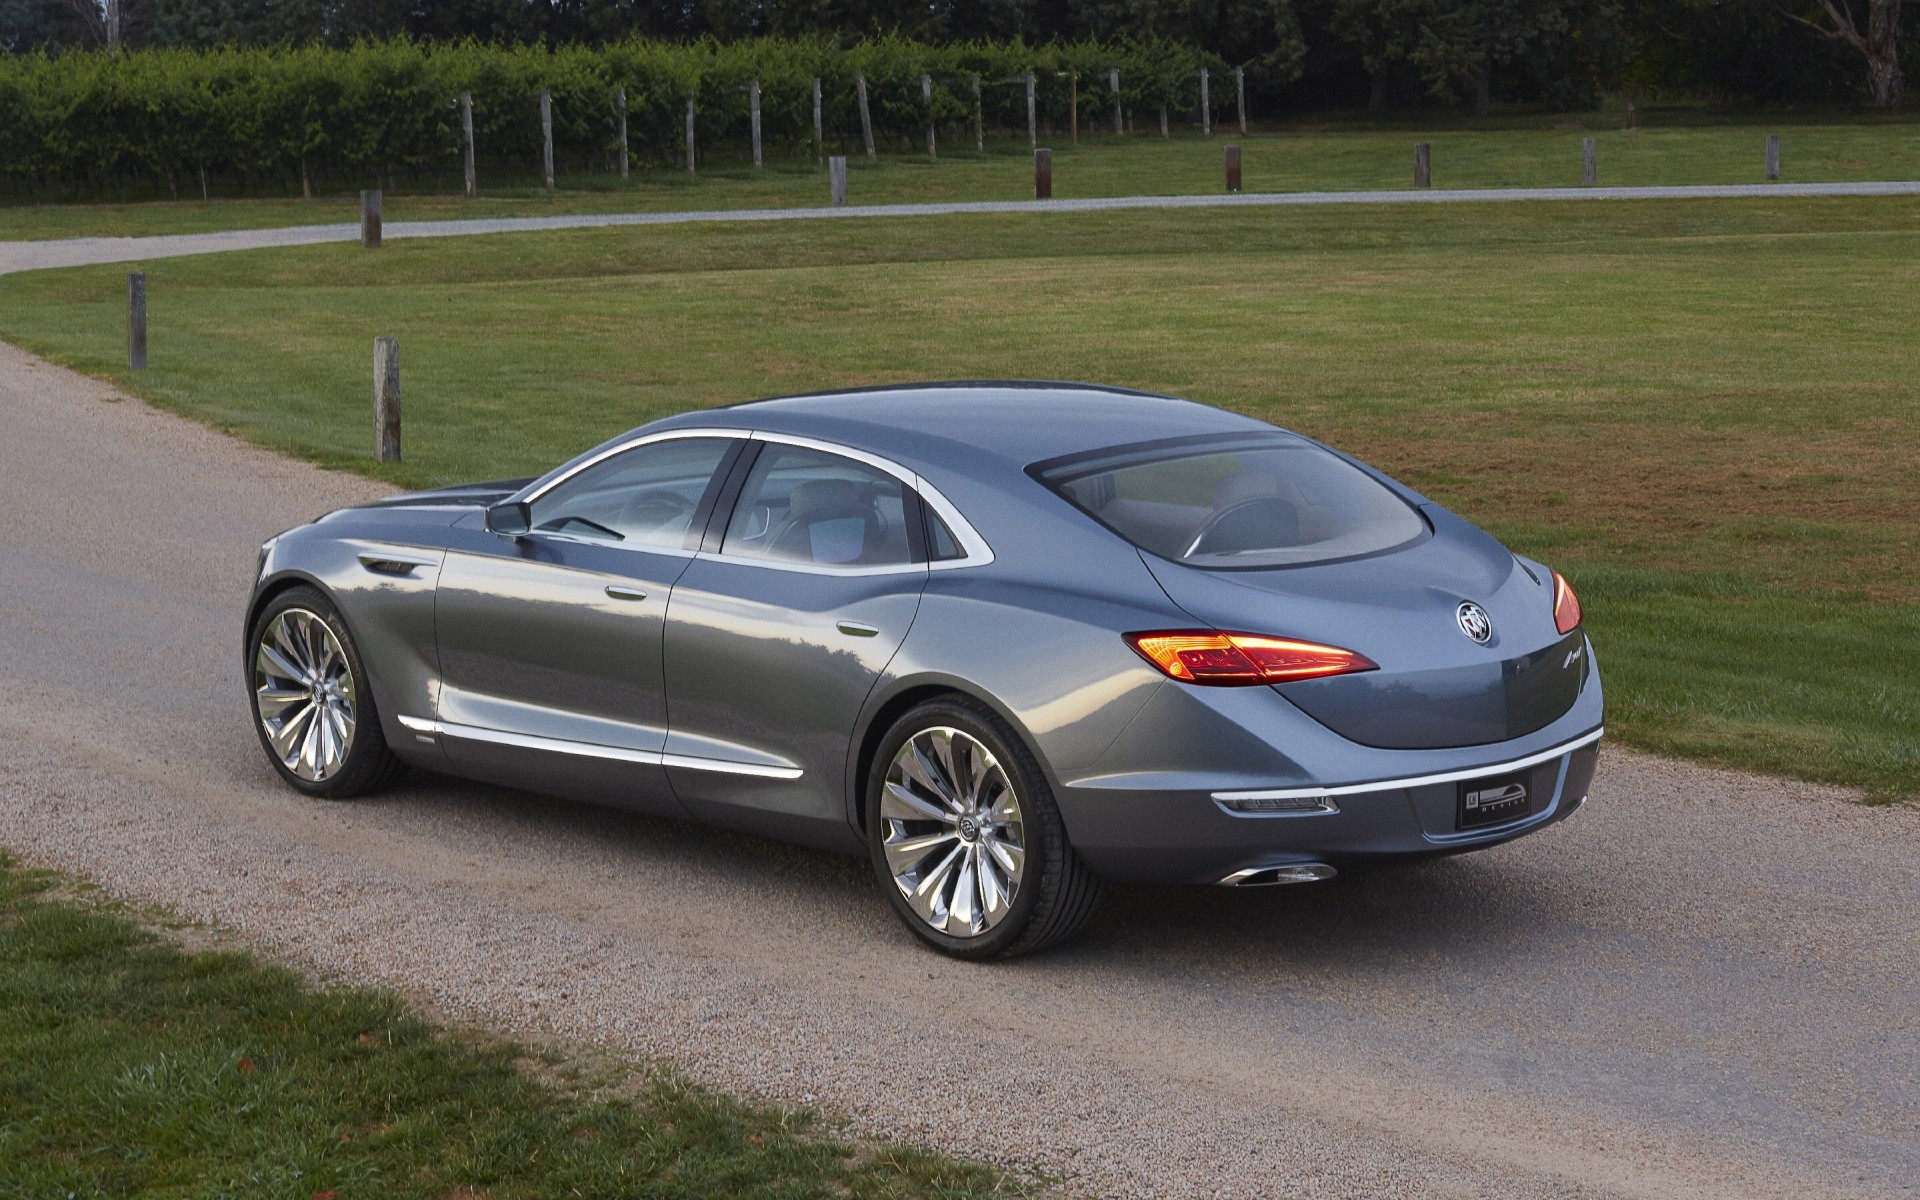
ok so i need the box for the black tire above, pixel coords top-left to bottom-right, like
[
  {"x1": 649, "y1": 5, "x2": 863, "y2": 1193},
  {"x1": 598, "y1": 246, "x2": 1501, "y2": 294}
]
[
  {"x1": 865, "y1": 695, "x2": 1103, "y2": 959},
  {"x1": 246, "y1": 585, "x2": 406, "y2": 799}
]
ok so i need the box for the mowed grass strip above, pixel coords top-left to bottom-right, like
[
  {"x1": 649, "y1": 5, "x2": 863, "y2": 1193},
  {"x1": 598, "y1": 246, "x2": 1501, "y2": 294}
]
[
  {"x1": 0, "y1": 198, "x2": 1913, "y2": 796},
  {"x1": 3, "y1": 115, "x2": 1917, "y2": 241},
  {"x1": 0, "y1": 852, "x2": 1019, "y2": 1199}
]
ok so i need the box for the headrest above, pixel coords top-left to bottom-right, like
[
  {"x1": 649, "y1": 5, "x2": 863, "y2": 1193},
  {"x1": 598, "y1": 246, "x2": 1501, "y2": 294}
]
[
  {"x1": 788, "y1": 478, "x2": 861, "y2": 520},
  {"x1": 1212, "y1": 470, "x2": 1286, "y2": 509}
]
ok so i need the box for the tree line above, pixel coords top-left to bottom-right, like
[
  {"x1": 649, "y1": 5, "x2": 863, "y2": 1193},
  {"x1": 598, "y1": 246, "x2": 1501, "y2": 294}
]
[{"x1": 3, "y1": 2, "x2": 1914, "y2": 110}]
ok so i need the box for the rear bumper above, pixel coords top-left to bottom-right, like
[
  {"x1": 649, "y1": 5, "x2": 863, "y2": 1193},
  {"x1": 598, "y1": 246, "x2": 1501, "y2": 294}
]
[{"x1": 1057, "y1": 730, "x2": 1602, "y2": 886}]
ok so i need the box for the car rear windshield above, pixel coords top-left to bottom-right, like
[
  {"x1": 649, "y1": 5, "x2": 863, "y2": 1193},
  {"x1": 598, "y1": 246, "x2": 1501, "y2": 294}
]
[{"x1": 1033, "y1": 434, "x2": 1428, "y2": 569}]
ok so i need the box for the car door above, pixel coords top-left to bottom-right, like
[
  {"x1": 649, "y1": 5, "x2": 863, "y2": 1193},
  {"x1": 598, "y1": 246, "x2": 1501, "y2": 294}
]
[
  {"x1": 432, "y1": 433, "x2": 743, "y2": 815},
  {"x1": 661, "y1": 437, "x2": 933, "y2": 847}
]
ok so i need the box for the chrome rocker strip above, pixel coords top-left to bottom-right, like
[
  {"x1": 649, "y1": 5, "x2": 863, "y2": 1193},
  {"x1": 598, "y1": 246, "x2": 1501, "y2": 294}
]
[
  {"x1": 1211, "y1": 727, "x2": 1604, "y2": 803},
  {"x1": 396, "y1": 715, "x2": 804, "y2": 780}
]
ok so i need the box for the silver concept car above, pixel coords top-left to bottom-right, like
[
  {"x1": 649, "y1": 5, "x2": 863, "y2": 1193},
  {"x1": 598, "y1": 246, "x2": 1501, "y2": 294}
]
[{"x1": 247, "y1": 383, "x2": 1602, "y2": 958}]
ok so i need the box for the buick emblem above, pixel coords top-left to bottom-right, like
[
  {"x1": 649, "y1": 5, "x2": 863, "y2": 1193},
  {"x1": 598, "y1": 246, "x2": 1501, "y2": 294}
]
[{"x1": 1456, "y1": 601, "x2": 1494, "y2": 644}]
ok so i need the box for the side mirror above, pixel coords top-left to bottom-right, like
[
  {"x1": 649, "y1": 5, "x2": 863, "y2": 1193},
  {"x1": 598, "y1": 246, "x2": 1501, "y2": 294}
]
[{"x1": 485, "y1": 500, "x2": 532, "y2": 537}]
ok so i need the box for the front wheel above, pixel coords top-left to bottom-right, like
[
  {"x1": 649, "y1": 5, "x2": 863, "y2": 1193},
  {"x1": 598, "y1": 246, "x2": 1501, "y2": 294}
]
[
  {"x1": 248, "y1": 586, "x2": 404, "y2": 799},
  {"x1": 865, "y1": 696, "x2": 1102, "y2": 959}
]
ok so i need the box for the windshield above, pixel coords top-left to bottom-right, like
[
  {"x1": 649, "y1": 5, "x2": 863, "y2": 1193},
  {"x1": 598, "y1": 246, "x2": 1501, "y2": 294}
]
[{"x1": 1035, "y1": 434, "x2": 1427, "y2": 569}]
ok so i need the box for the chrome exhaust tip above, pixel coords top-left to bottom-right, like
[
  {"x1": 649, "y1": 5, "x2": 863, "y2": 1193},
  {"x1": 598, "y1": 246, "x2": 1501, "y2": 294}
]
[{"x1": 1218, "y1": 863, "x2": 1338, "y2": 888}]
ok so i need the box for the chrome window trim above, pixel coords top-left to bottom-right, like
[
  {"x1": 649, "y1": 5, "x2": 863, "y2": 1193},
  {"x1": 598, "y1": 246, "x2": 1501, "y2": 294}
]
[
  {"x1": 1210, "y1": 727, "x2": 1604, "y2": 803},
  {"x1": 401, "y1": 715, "x2": 804, "y2": 779},
  {"x1": 513, "y1": 426, "x2": 994, "y2": 574}
]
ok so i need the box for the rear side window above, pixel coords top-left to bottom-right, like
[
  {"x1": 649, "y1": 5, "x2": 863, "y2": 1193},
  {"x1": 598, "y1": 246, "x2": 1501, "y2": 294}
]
[
  {"x1": 722, "y1": 444, "x2": 915, "y2": 567},
  {"x1": 1035, "y1": 434, "x2": 1427, "y2": 569}
]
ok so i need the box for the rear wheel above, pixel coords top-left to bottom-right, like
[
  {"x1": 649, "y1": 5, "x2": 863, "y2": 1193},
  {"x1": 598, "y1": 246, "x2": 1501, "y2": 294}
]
[
  {"x1": 865, "y1": 696, "x2": 1102, "y2": 959},
  {"x1": 248, "y1": 586, "x2": 404, "y2": 799}
]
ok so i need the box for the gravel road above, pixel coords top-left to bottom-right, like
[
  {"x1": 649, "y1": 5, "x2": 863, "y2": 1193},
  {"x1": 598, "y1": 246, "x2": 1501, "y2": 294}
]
[
  {"x1": 1, "y1": 339, "x2": 1915, "y2": 1198},
  {"x1": 4, "y1": 179, "x2": 1919, "y2": 275}
]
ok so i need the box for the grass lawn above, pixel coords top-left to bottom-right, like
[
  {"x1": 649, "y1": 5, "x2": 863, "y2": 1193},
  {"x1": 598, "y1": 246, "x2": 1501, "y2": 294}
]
[
  {"x1": 2, "y1": 112, "x2": 1917, "y2": 241},
  {"x1": 0, "y1": 197, "x2": 1914, "y2": 798},
  {"x1": 0, "y1": 852, "x2": 1017, "y2": 1198}
]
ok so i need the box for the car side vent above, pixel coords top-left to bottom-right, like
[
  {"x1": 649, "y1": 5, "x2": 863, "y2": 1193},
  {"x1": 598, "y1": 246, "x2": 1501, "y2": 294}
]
[{"x1": 358, "y1": 556, "x2": 420, "y2": 577}]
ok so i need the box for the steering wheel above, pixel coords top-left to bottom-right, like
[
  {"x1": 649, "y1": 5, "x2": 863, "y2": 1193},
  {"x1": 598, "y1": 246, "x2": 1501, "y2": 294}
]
[
  {"x1": 1184, "y1": 498, "x2": 1297, "y2": 558},
  {"x1": 618, "y1": 487, "x2": 696, "y2": 535}
]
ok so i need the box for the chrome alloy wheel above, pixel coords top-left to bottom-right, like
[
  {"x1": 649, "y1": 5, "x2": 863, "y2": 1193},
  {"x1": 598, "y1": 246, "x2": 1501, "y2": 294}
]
[
  {"x1": 253, "y1": 608, "x2": 357, "y2": 782},
  {"x1": 880, "y1": 726, "x2": 1027, "y2": 938}
]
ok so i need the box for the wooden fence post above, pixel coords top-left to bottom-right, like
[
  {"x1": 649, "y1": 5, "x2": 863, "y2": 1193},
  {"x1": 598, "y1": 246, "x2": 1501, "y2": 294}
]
[
  {"x1": 972, "y1": 75, "x2": 984, "y2": 152},
  {"x1": 616, "y1": 87, "x2": 629, "y2": 180},
  {"x1": 1582, "y1": 137, "x2": 1597, "y2": 185},
  {"x1": 1413, "y1": 143, "x2": 1431, "y2": 188},
  {"x1": 373, "y1": 337, "x2": 400, "y2": 463},
  {"x1": 1225, "y1": 144, "x2": 1241, "y2": 193},
  {"x1": 127, "y1": 273, "x2": 146, "y2": 370},
  {"x1": 1034, "y1": 147, "x2": 1052, "y2": 199},
  {"x1": 829, "y1": 155, "x2": 848, "y2": 206},
  {"x1": 1200, "y1": 68, "x2": 1211, "y2": 137},
  {"x1": 1235, "y1": 67, "x2": 1247, "y2": 133},
  {"x1": 360, "y1": 188, "x2": 382, "y2": 247},
  {"x1": 749, "y1": 80, "x2": 763, "y2": 168},
  {"x1": 856, "y1": 75, "x2": 876, "y2": 161},
  {"x1": 1109, "y1": 69, "x2": 1122, "y2": 134},
  {"x1": 539, "y1": 89, "x2": 554, "y2": 192},
  {"x1": 812, "y1": 77, "x2": 823, "y2": 163},
  {"x1": 1766, "y1": 134, "x2": 1781, "y2": 181},
  {"x1": 1026, "y1": 71, "x2": 1038, "y2": 151},
  {"x1": 922, "y1": 74, "x2": 935, "y2": 160},
  {"x1": 685, "y1": 96, "x2": 696, "y2": 174},
  {"x1": 1068, "y1": 72, "x2": 1078, "y2": 143},
  {"x1": 1159, "y1": 105, "x2": 1169, "y2": 139},
  {"x1": 460, "y1": 92, "x2": 476, "y2": 199}
]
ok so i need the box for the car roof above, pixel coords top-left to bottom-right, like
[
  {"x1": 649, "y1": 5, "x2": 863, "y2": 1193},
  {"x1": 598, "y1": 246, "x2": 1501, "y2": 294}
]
[{"x1": 659, "y1": 382, "x2": 1277, "y2": 473}]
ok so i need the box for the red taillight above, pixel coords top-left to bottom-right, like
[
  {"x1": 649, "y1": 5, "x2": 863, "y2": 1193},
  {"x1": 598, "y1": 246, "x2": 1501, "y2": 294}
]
[
  {"x1": 1552, "y1": 570, "x2": 1582, "y2": 635},
  {"x1": 1126, "y1": 631, "x2": 1378, "y2": 686}
]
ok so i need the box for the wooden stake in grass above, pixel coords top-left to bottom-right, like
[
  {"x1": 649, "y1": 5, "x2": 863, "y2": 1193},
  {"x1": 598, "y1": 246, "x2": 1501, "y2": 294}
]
[
  {"x1": 461, "y1": 92, "x2": 476, "y2": 198},
  {"x1": 1235, "y1": 66, "x2": 1247, "y2": 134},
  {"x1": 749, "y1": 81, "x2": 763, "y2": 168},
  {"x1": 539, "y1": 89, "x2": 554, "y2": 192},
  {"x1": 373, "y1": 337, "x2": 400, "y2": 463},
  {"x1": 922, "y1": 74, "x2": 935, "y2": 160},
  {"x1": 1225, "y1": 144, "x2": 1241, "y2": 193},
  {"x1": 127, "y1": 272, "x2": 146, "y2": 370},
  {"x1": 829, "y1": 155, "x2": 847, "y2": 207},
  {"x1": 685, "y1": 97, "x2": 696, "y2": 174},
  {"x1": 1068, "y1": 72, "x2": 1078, "y2": 144},
  {"x1": 616, "y1": 87, "x2": 629, "y2": 180},
  {"x1": 1200, "y1": 68, "x2": 1211, "y2": 137},
  {"x1": 1413, "y1": 142, "x2": 1431, "y2": 188},
  {"x1": 856, "y1": 75, "x2": 876, "y2": 161},
  {"x1": 812, "y1": 78, "x2": 823, "y2": 163},
  {"x1": 1034, "y1": 147, "x2": 1052, "y2": 200},
  {"x1": 1582, "y1": 137, "x2": 1597, "y2": 185},
  {"x1": 1766, "y1": 134, "x2": 1781, "y2": 181},
  {"x1": 1159, "y1": 105, "x2": 1169, "y2": 139},
  {"x1": 360, "y1": 189, "x2": 382, "y2": 247},
  {"x1": 1109, "y1": 69, "x2": 1122, "y2": 135}
]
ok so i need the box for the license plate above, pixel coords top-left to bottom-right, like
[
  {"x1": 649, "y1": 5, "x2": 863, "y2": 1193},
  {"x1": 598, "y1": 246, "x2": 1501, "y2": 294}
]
[{"x1": 1458, "y1": 773, "x2": 1531, "y2": 830}]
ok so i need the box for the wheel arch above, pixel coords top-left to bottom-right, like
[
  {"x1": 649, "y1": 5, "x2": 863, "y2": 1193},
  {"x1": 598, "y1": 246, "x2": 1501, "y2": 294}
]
[{"x1": 847, "y1": 675, "x2": 1055, "y2": 835}]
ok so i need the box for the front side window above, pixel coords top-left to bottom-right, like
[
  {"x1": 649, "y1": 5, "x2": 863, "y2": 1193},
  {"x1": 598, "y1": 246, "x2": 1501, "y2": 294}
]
[
  {"x1": 530, "y1": 437, "x2": 734, "y2": 549},
  {"x1": 722, "y1": 444, "x2": 915, "y2": 567},
  {"x1": 1035, "y1": 434, "x2": 1427, "y2": 569}
]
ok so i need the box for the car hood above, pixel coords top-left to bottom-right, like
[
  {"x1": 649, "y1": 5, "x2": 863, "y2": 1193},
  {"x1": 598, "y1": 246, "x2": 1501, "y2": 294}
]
[
  {"x1": 365, "y1": 478, "x2": 535, "y2": 510},
  {"x1": 1141, "y1": 504, "x2": 1587, "y2": 749}
]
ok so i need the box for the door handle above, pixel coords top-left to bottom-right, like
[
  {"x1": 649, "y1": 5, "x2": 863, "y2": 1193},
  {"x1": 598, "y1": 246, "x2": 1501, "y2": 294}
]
[
  {"x1": 836, "y1": 620, "x2": 880, "y2": 638},
  {"x1": 605, "y1": 585, "x2": 648, "y2": 602}
]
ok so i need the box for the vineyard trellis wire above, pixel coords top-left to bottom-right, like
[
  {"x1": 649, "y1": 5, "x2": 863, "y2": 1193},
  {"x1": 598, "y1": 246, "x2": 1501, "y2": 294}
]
[{"x1": 0, "y1": 36, "x2": 1228, "y2": 200}]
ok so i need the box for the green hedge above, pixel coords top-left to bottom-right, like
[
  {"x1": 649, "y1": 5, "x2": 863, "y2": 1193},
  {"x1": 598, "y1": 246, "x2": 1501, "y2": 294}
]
[{"x1": 0, "y1": 37, "x2": 1222, "y2": 199}]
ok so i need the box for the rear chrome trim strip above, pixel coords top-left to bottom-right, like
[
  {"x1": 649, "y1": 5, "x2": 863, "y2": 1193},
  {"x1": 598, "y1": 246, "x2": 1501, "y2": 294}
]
[
  {"x1": 1211, "y1": 727, "x2": 1603, "y2": 803},
  {"x1": 402, "y1": 716, "x2": 804, "y2": 779}
]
